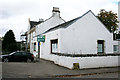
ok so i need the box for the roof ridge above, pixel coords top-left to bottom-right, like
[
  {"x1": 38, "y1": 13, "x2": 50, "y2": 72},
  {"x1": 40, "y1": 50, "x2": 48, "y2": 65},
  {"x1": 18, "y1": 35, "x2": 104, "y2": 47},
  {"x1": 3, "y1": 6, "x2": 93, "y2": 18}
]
[{"x1": 42, "y1": 10, "x2": 92, "y2": 34}]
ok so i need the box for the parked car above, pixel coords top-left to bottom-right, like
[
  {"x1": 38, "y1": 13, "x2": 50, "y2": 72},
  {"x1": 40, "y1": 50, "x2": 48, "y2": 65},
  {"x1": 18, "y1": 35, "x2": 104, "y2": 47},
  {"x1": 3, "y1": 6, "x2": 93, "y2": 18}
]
[{"x1": 2, "y1": 51, "x2": 34, "y2": 62}]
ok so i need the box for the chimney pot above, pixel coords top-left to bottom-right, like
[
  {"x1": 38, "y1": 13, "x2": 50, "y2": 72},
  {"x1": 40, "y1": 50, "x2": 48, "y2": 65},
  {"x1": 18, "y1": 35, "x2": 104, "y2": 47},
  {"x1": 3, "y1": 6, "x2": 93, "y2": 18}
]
[
  {"x1": 39, "y1": 18, "x2": 44, "y2": 22},
  {"x1": 52, "y1": 7, "x2": 60, "y2": 13}
]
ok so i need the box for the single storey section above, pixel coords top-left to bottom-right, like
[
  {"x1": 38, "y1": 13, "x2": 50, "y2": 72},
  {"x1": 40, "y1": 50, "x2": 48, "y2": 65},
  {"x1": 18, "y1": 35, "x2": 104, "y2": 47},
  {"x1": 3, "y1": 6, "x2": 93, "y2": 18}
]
[{"x1": 38, "y1": 10, "x2": 120, "y2": 69}]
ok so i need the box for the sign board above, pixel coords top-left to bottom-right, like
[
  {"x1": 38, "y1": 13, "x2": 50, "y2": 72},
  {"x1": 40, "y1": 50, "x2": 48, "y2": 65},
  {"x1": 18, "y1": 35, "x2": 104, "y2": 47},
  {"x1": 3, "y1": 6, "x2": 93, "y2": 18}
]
[
  {"x1": 37, "y1": 35, "x2": 45, "y2": 42},
  {"x1": 38, "y1": 42, "x2": 41, "y2": 46}
]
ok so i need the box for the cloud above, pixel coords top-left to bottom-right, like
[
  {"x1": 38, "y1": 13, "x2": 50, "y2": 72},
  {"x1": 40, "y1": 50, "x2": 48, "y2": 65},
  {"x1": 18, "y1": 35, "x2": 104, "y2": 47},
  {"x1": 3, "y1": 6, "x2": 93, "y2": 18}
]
[
  {"x1": 0, "y1": 0, "x2": 118, "y2": 41},
  {"x1": 0, "y1": 27, "x2": 9, "y2": 37},
  {"x1": 0, "y1": 9, "x2": 11, "y2": 19}
]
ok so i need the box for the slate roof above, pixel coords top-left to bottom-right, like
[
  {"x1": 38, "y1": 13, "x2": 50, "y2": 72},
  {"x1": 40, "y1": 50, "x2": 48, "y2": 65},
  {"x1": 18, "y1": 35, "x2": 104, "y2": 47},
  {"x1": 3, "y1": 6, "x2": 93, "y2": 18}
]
[
  {"x1": 43, "y1": 10, "x2": 111, "y2": 34},
  {"x1": 43, "y1": 10, "x2": 92, "y2": 34},
  {"x1": 30, "y1": 21, "x2": 43, "y2": 29}
]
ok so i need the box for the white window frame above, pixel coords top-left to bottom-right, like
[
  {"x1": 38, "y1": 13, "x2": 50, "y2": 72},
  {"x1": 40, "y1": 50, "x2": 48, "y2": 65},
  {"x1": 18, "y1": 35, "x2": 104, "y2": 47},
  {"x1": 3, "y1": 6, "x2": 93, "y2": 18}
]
[{"x1": 51, "y1": 39, "x2": 58, "y2": 53}]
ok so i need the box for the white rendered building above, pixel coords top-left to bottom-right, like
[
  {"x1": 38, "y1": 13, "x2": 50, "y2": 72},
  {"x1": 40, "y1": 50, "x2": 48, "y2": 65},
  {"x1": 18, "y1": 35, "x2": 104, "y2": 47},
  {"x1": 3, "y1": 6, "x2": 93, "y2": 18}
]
[{"x1": 28, "y1": 7, "x2": 120, "y2": 69}]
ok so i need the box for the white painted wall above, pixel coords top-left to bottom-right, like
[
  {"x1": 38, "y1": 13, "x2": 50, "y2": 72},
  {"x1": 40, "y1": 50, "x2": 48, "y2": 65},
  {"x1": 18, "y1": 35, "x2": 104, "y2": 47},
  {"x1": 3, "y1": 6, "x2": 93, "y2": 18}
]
[
  {"x1": 30, "y1": 9, "x2": 119, "y2": 69},
  {"x1": 40, "y1": 29, "x2": 60, "y2": 60},
  {"x1": 119, "y1": 41, "x2": 120, "y2": 53},
  {"x1": 113, "y1": 40, "x2": 119, "y2": 53},
  {"x1": 33, "y1": 8, "x2": 65, "y2": 57},
  {"x1": 117, "y1": 3, "x2": 120, "y2": 54},
  {"x1": 48, "y1": 55, "x2": 120, "y2": 69},
  {"x1": 32, "y1": 36, "x2": 38, "y2": 57},
  {"x1": 36, "y1": 11, "x2": 65, "y2": 35},
  {"x1": 38, "y1": 11, "x2": 119, "y2": 69},
  {"x1": 30, "y1": 32, "x2": 33, "y2": 53},
  {"x1": 59, "y1": 11, "x2": 113, "y2": 54},
  {"x1": 30, "y1": 29, "x2": 38, "y2": 56}
]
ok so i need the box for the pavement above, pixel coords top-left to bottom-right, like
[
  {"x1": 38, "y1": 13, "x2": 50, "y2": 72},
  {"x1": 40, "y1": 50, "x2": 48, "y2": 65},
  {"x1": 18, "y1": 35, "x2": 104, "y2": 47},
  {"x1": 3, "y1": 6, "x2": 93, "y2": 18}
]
[{"x1": 1, "y1": 59, "x2": 120, "y2": 78}]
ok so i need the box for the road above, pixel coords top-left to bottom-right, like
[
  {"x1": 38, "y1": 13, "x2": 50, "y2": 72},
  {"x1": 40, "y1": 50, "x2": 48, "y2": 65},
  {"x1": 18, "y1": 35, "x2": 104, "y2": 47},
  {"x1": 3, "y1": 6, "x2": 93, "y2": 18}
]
[
  {"x1": 0, "y1": 62, "x2": 2, "y2": 79},
  {"x1": 1, "y1": 59, "x2": 120, "y2": 78},
  {"x1": 73, "y1": 72, "x2": 119, "y2": 78}
]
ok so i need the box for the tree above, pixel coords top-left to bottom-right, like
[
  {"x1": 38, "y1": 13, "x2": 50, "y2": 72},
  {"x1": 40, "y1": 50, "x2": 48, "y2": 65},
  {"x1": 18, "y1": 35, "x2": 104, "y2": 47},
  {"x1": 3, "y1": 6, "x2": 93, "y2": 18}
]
[
  {"x1": 2, "y1": 30, "x2": 17, "y2": 53},
  {"x1": 97, "y1": 9, "x2": 119, "y2": 33}
]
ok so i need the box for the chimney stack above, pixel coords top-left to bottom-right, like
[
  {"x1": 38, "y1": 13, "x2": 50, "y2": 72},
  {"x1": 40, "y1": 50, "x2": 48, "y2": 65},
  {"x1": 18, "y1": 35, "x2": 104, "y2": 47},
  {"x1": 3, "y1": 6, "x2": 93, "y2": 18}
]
[
  {"x1": 39, "y1": 18, "x2": 44, "y2": 22},
  {"x1": 52, "y1": 7, "x2": 60, "y2": 17}
]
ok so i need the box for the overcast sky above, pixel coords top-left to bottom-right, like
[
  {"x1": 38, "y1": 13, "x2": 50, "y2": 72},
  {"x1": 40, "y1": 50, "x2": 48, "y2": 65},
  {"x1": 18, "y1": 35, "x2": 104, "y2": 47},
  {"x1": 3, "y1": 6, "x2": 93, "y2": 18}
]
[{"x1": 0, "y1": 0, "x2": 119, "y2": 41}]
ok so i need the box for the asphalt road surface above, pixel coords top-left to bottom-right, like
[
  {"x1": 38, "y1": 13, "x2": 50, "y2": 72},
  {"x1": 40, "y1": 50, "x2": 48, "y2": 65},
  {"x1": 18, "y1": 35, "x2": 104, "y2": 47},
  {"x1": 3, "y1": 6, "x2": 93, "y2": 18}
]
[
  {"x1": 1, "y1": 59, "x2": 120, "y2": 78},
  {"x1": 0, "y1": 62, "x2": 2, "y2": 79}
]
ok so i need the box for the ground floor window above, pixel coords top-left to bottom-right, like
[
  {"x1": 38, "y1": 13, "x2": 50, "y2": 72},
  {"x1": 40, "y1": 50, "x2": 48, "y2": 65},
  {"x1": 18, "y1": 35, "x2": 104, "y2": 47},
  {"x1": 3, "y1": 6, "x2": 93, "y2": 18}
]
[
  {"x1": 51, "y1": 39, "x2": 58, "y2": 53},
  {"x1": 113, "y1": 45, "x2": 118, "y2": 52},
  {"x1": 34, "y1": 42, "x2": 36, "y2": 51},
  {"x1": 97, "y1": 40, "x2": 104, "y2": 53}
]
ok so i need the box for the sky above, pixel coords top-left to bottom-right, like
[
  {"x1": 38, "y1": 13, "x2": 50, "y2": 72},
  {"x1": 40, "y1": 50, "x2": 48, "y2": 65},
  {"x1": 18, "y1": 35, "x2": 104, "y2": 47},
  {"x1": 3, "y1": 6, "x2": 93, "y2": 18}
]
[{"x1": 0, "y1": 0, "x2": 119, "y2": 41}]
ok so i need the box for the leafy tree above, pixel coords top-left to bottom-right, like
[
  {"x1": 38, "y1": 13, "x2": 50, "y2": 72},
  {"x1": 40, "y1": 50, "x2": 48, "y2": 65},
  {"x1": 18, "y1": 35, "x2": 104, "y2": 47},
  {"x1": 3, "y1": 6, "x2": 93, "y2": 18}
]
[
  {"x1": 97, "y1": 9, "x2": 119, "y2": 33},
  {"x1": 7, "y1": 43, "x2": 17, "y2": 52},
  {"x1": 2, "y1": 30, "x2": 17, "y2": 53}
]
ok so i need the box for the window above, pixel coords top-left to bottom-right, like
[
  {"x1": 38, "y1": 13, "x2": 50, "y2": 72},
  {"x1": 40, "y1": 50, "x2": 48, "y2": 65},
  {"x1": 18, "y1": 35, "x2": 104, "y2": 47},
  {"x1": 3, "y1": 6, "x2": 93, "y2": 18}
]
[
  {"x1": 14, "y1": 52, "x2": 22, "y2": 56},
  {"x1": 113, "y1": 45, "x2": 118, "y2": 52},
  {"x1": 51, "y1": 39, "x2": 58, "y2": 53},
  {"x1": 97, "y1": 40, "x2": 104, "y2": 53},
  {"x1": 34, "y1": 42, "x2": 36, "y2": 51}
]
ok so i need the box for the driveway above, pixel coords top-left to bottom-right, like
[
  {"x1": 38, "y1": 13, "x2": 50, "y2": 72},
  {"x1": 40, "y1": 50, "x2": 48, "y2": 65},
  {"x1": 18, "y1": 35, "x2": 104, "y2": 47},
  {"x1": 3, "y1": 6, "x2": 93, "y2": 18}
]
[{"x1": 2, "y1": 59, "x2": 120, "y2": 78}]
